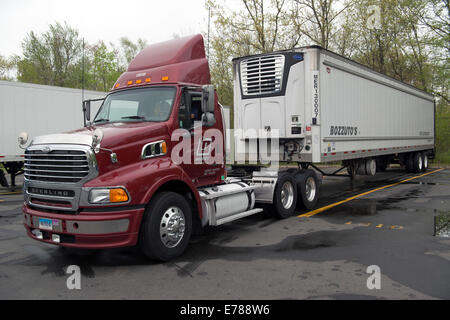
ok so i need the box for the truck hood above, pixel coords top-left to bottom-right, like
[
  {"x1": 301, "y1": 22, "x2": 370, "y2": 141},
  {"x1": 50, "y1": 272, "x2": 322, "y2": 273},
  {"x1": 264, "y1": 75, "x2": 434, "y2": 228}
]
[{"x1": 31, "y1": 122, "x2": 170, "y2": 150}]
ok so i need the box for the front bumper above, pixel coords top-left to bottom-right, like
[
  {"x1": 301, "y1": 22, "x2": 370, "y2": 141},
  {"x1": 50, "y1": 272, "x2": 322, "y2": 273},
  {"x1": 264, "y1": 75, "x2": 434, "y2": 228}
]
[{"x1": 23, "y1": 205, "x2": 145, "y2": 249}]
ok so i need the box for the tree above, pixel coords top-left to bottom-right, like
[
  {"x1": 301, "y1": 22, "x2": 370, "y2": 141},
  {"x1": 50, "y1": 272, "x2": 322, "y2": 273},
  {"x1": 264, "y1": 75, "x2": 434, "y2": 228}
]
[
  {"x1": 86, "y1": 41, "x2": 123, "y2": 91},
  {"x1": 0, "y1": 55, "x2": 15, "y2": 80},
  {"x1": 290, "y1": 0, "x2": 353, "y2": 49},
  {"x1": 119, "y1": 37, "x2": 148, "y2": 65},
  {"x1": 206, "y1": 0, "x2": 299, "y2": 106},
  {"x1": 17, "y1": 22, "x2": 83, "y2": 87},
  {"x1": 420, "y1": 0, "x2": 449, "y2": 105},
  {"x1": 14, "y1": 22, "x2": 137, "y2": 92}
]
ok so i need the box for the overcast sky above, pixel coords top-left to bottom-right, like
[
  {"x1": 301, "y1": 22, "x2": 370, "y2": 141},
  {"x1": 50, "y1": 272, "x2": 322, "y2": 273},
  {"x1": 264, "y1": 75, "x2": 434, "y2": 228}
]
[{"x1": 0, "y1": 0, "x2": 213, "y2": 57}]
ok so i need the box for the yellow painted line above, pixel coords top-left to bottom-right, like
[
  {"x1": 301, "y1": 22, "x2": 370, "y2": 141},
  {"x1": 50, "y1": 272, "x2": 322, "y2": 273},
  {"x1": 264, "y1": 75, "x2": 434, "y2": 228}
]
[
  {"x1": 345, "y1": 221, "x2": 352, "y2": 225},
  {"x1": 376, "y1": 224, "x2": 384, "y2": 228},
  {"x1": 0, "y1": 200, "x2": 3, "y2": 203},
  {"x1": 298, "y1": 168, "x2": 444, "y2": 218},
  {"x1": 390, "y1": 225, "x2": 404, "y2": 230},
  {"x1": 359, "y1": 223, "x2": 371, "y2": 227}
]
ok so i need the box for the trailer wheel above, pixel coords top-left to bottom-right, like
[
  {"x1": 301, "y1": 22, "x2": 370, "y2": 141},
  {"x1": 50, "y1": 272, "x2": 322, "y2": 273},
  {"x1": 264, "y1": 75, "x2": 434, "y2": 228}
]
[
  {"x1": 376, "y1": 158, "x2": 388, "y2": 172},
  {"x1": 139, "y1": 192, "x2": 192, "y2": 261},
  {"x1": 346, "y1": 161, "x2": 358, "y2": 179},
  {"x1": 412, "y1": 152, "x2": 423, "y2": 173},
  {"x1": 405, "y1": 153, "x2": 414, "y2": 173},
  {"x1": 296, "y1": 169, "x2": 320, "y2": 210},
  {"x1": 0, "y1": 169, "x2": 7, "y2": 188},
  {"x1": 272, "y1": 173, "x2": 298, "y2": 218},
  {"x1": 421, "y1": 153, "x2": 428, "y2": 172}
]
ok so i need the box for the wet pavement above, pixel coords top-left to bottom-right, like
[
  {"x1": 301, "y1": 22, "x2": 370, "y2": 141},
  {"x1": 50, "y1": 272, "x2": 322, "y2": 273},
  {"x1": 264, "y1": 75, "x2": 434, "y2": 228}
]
[{"x1": 0, "y1": 168, "x2": 449, "y2": 299}]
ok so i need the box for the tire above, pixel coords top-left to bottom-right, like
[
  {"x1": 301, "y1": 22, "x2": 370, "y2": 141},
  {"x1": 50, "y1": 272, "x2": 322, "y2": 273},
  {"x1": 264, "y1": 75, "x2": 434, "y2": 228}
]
[
  {"x1": 405, "y1": 153, "x2": 414, "y2": 173},
  {"x1": 346, "y1": 162, "x2": 358, "y2": 178},
  {"x1": 139, "y1": 192, "x2": 192, "y2": 261},
  {"x1": 364, "y1": 159, "x2": 377, "y2": 176},
  {"x1": 296, "y1": 169, "x2": 320, "y2": 210},
  {"x1": 271, "y1": 173, "x2": 298, "y2": 218},
  {"x1": 376, "y1": 158, "x2": 388, "y2": 172},
  {"x1": 412, "y1": 152, "x2": 423, "y2": 173},
  {"x1": 421, "y1": 153, "x2": 428, "y2": 172}
]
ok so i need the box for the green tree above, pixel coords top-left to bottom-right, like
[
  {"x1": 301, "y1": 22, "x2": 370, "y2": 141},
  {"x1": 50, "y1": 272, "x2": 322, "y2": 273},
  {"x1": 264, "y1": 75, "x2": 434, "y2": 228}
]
[
  {"x1": 206, "y1": 0, "x2": 298, "y2": 106},
  {"x1": 85, "y1": 41, "x2": 123, "y2": 91},
  {"x1": 119, "y1": 37, "x2": 148, "y2": 65},
  {"x1": 420, "y1": 0, "x2": 449, "y2": 105},
  {"x1": 291, "y1": 0, "x2": 353, "y2": 50},
  {"x1": 17, "y1": 22, "x2": 83, "y2": 87},
  {"x1": 0, "y1": 55, "x2": 15, "y2": 80}
]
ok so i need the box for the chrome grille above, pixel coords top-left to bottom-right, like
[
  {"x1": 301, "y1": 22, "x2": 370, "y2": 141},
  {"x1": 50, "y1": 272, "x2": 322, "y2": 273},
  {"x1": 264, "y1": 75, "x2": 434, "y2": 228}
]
[
  {"x1": 240, "y1": 54, "x2": 285, "y2": 96},
  {"x1": 24, "y1": 149, "x2": 90, "y2": 183}
]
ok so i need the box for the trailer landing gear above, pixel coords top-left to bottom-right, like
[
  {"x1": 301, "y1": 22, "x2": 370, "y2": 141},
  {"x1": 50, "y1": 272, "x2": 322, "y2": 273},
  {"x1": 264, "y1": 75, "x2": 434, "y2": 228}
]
[{"x1": 1, "y1": 161, "x2": 24, "y2": 191}]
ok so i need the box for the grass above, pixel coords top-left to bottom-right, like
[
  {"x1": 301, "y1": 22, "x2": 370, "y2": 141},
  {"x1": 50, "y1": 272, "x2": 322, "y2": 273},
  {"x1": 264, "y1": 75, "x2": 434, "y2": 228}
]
[{"x1": 435, "y1": 104, "x2": 450, "y2": 165}]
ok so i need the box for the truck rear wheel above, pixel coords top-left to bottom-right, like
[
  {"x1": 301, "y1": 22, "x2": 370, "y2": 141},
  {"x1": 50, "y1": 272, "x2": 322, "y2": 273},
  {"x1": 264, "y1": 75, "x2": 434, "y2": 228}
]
[
  {"x1": 412, "y1": 152, "x2": 423, "y2": 173},
  {"x1": 421, "y1": 153, "x2": 428, "y2": 172},
  {"x1": 139, "y1": 192, "x2": 192, "y2": 261},
  {"x1": 405, "y1": 153, "x2": 414, "y2": 173},
  {"x1": 296, "y1": 169, "x2": 319, "y2": 210},
  {"x1": 271, "y1": 173, "x2": 298, "y2": 218}
]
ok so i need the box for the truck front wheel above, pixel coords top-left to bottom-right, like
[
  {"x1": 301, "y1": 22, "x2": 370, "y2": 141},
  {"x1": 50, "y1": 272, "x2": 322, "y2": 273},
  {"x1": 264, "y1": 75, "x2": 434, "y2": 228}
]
[{"x1": 139, "y1": 192, "x2": 192, "y2": 261}]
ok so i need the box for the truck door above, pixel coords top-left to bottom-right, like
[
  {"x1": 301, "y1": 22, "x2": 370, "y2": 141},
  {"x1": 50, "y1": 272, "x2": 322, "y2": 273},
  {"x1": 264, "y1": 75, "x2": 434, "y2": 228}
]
[{"x1": 176, "y1": 89, "x2": 223, "y2": 187}]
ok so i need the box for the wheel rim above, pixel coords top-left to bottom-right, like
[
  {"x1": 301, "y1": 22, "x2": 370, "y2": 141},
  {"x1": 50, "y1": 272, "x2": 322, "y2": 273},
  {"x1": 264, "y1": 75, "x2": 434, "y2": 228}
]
[
  {"x1": 160, "y1": 206, "x2": 186, "y2": 248},
  {"x1": 305, "y1": 176, "x2": 316, "y2": 202},
  {"x1": 424, "y1": 155, "x2": 428, "y2": 168},
  {"x1": 418, "y1": 155, "x2": 423, "y2": 171},
  {"x1": 280, "y1": 181, "x2": 294, "y2": 209}
]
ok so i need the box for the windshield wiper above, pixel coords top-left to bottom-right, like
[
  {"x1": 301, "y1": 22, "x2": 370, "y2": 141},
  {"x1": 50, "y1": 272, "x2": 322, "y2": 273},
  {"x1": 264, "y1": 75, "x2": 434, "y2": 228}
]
[
  {"x1": 121, "y1": 116, "x2": 146, "y2": 120},
  {"x1": 93, "y1": 118, "x2": 109, "y2": 123}
]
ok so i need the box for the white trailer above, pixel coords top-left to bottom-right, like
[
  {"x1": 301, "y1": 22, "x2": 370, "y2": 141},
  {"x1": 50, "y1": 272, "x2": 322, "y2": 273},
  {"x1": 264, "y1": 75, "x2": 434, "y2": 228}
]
[
  {"x1": 0, "y1": 80, "x2": 105, "y2": 187},
  {"x1": 232, "y1": 46, "x2": 434, "y2": 172},
  {"x1": 229, "y1": 46, "x2": 435, "y2": 210}
]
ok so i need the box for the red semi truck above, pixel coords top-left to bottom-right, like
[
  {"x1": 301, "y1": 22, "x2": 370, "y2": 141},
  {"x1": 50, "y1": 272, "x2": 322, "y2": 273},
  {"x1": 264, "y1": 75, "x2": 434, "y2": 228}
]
[{"x1": 21, "y1": 34, "x2": 434, "y2": 261}]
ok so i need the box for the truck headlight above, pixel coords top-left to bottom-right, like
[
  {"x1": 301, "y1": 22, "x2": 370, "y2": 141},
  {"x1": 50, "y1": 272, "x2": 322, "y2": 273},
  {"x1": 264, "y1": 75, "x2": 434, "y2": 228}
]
[{"x1": 89, "y1": 188, "x2": 129, "y2": 204}]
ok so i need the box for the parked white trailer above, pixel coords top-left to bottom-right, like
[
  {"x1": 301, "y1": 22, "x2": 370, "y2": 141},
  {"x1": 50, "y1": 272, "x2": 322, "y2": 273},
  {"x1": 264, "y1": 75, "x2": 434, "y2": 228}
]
[
  {"x1": 0, "y1": 80, "x2": 105, "y2": 187},
  {"x1": 232, "y1": 46, "x2": 435, "y2": 177}
]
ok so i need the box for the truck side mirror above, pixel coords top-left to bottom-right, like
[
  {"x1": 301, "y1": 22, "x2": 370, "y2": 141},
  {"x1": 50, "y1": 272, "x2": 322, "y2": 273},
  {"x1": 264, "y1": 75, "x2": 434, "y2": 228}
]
[
  {"x1": 83, "y1": 100, "x2": 91, "y2": 126},
  {"x1": 202, "y1": 112, "x2": 216, "y2": 127},
  {"x1": 201, "y1": 85, "x2": 215, "y2": 113}
]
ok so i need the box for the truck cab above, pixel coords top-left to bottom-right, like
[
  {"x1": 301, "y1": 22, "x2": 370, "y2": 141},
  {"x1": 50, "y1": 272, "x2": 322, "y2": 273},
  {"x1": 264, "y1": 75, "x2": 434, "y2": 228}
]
[{"x1": 22, "y1": 35, "x2": 233, "y2": 260}]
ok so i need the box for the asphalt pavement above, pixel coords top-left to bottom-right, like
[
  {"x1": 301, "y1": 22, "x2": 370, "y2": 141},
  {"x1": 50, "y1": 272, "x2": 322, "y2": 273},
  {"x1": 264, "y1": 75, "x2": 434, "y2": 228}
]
[{"x1": 0, "y1": 167, "x2": 449, "y2": 299}]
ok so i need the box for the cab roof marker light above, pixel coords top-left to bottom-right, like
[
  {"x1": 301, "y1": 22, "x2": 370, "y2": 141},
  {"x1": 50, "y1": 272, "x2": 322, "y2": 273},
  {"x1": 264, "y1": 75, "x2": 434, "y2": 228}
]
[
  {"x1": 127, "y1": 81, "x2": 133, "y2": 85},
  {"x1": 145, "y1": 78, "x2": 151, "y2": 83},
  {"x1": 162, "y1": 76, "x2": 169, "y2": 81},
  {"x1": 115, "y1": 83, "x2": 120, "y2": 88},
  {"x1": 136, "y1": 79, "x2": 142, "y2": 84}
]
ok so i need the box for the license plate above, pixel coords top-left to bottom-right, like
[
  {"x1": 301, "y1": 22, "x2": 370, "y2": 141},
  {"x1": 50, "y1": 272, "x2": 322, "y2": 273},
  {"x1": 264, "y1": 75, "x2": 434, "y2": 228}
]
[{"x1": 38, "y1": 218, "x2": 53, "y2": 231}]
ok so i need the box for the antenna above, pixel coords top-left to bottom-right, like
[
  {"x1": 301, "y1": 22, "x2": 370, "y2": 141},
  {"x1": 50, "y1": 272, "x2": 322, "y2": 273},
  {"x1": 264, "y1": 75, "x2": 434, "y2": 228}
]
[
  {"x1": 207, "y1": 6, "x2": 211, "y2": 61},
  {"x1": 82, "y1": 38, "x2": 85, "y2": 103},
  {"x1": 82, "y1": 38, "x2": 86, "y2": 127}
]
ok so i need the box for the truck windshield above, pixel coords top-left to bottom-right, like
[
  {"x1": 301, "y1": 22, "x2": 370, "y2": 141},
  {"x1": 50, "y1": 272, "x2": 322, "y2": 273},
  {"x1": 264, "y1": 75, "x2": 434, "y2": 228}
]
[{"x1": 94, "y1": 87, "x2": 176, "y2": 123}]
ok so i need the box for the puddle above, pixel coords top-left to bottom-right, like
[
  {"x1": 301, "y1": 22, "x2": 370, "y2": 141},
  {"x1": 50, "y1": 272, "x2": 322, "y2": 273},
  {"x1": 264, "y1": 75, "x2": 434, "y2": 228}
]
[{"x1": 434, "y1": 212, "x2": 450, "y2": 238}]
